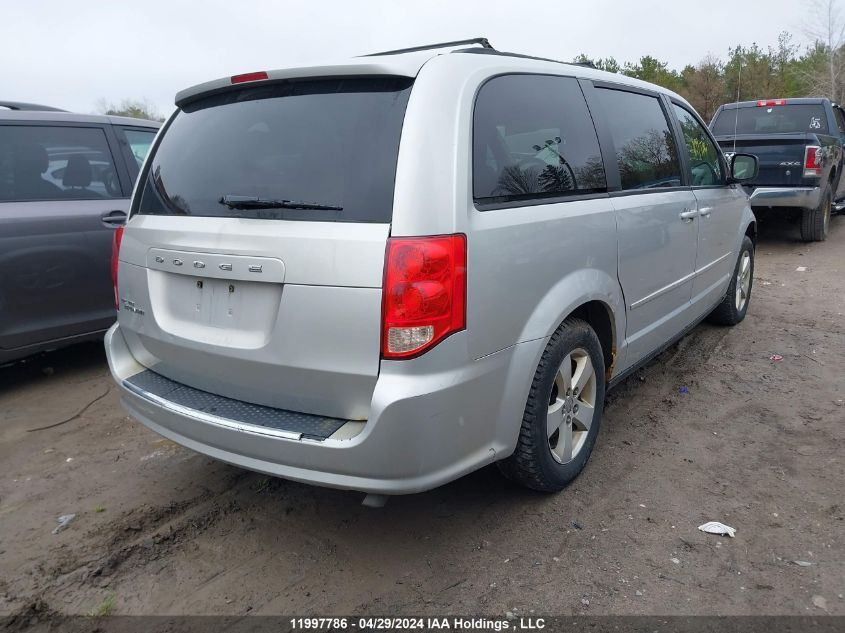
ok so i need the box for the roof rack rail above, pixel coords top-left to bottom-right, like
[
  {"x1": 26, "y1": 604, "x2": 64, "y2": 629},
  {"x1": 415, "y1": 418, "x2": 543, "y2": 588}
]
[
  {"x1": 455, "y1": 47, "x2": 600, "y2": 70},
  {"x1": 0, "y1": 101, "x2": 68, "y2": 112},
  {"x1": 363, "y1": 37, "x2": 494, "y2": 57}
]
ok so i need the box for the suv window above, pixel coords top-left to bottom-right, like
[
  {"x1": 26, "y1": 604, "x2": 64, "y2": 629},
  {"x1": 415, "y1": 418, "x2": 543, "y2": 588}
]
[
  {"x1": 711, "y1": 103, "x2": 829, "y2": 135},
  {"x1": 595, "y1": 88, "x2": 681, "y2": 190},
  {"x1": 473, "y1": 75, "x2": 606, "y2": 202},
  {"x1": 0, "y1": 125, "x2": 122, "y2": 201},
  {"x1": 118, "y1": 127, "x2": 157, "y2": 171},
  {"x1": 136, "y1": 77, "x2": 413, "y2": 223},
  {"x1": 673, "y1": 105, "x2": 724, "y2": 186}
]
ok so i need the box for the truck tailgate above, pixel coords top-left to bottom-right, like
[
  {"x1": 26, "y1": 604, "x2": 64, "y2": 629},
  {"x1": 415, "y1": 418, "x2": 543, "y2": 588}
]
[{"x1": 714, "y1": 133, "x2": 811, "y2": 187}]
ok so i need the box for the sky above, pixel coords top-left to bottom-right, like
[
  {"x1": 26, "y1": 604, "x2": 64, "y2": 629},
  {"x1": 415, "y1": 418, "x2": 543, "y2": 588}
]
[{"x1": 2, "y1": 0, "x2": 813, "y2": 118}]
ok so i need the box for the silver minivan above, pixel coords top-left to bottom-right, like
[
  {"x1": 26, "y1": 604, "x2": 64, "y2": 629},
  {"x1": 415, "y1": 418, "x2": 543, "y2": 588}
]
[{"x1": 105, "y1": 40, "x2": 759, "y2": 499}]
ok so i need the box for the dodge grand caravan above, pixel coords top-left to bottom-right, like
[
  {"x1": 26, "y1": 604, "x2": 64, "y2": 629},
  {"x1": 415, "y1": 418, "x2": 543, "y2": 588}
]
[{"x1": 105, "y1": 39, "x2": 759, "y2": 500}]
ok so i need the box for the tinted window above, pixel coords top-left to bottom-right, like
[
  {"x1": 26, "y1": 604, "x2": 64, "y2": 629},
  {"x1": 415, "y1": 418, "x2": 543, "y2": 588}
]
[
  {"x1": 473, "y1": 75, "x2": 606, "y2": 202},
  {"x1": 119, "y1": 128, "x2": 157, "y2": 169},
  {"x1": 673, "y1": 105, "x2": 724, "y2": 186},
  {"x1": 595, "y1": 88, "x2": 681, "y2": 190},
  {"x1": 0, "y1": 125, "x2": 121, "y2": 201},
  {"x1": 834, "y1": 107, "x2": 845, "y2": 135},
  {"x1": 136, "y1": 77, "x2": 412, "y2": 223},
  {"x1": 711, "y1": 104, "x2": 829, "y2": 135}
]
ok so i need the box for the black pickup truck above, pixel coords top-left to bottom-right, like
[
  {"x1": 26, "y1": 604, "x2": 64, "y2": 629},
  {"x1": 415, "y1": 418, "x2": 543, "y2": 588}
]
[{"x1": 710, "y1": 98, "x2": 845, "y2": 241}]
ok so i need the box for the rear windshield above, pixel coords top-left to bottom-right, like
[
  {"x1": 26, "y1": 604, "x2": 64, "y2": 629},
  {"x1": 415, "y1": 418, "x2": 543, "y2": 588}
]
[
  {"x1": 135, "y1": 77, "x2": 413, "y2": 222},
  {"x1": 711, "y1": 104, "x2": 828, "y2": 135}
]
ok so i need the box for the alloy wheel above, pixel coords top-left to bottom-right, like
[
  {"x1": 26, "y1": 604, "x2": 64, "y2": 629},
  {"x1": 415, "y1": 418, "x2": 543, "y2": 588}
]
[
  {"x1": 547, "y1": 348, "x2": 597, "y2": 464},
  {"x1": 735, "y1": 251, "x2": 751, "y2": 312}
]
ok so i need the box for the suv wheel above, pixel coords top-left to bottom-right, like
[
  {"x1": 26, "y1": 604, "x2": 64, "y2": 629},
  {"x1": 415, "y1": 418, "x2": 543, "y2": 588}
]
[
  {"x1": 800, "y1": 187, "x2": 831, "y2": 242},
  {"x1": 499, "y1": 318, "x2": 605, "y2": 492},
  {"x1": 707, "y1": 235, "x2": 754, "y2": 326}
]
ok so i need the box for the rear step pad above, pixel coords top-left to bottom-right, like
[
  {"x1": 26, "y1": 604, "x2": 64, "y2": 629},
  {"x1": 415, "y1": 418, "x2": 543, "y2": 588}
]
[{"x1": 123, "y1": 369, "x2": 349, "y2": 440}]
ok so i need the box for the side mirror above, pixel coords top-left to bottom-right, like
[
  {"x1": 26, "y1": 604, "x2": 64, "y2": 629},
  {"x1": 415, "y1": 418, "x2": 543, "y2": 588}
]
[{"x1": 728, "y1": 153, "x2": 759, "y2": 183}]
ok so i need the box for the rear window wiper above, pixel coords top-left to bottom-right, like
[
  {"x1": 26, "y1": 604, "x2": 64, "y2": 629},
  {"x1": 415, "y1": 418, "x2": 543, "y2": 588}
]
[{"x1": 219, "y1": 194, "x2": 343, "y2": 211}]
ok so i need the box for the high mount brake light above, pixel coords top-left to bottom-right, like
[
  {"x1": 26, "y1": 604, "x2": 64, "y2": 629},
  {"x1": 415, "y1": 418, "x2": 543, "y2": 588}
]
[
  {"x1": 231, "y1": 71, "x2": 269, "y2": 84},
  {"x1": 804, "y1": 145, "x2": 822, "y2": 178},
  {"x1": 381, "y1": 235, "x2": 466, "y2": 359},
  {"x1": 111, "y1": 226, "x2": 124, "y2": 309},
  {"x1": 756, "y1": 99, "x2": 786, "y2": 107}
]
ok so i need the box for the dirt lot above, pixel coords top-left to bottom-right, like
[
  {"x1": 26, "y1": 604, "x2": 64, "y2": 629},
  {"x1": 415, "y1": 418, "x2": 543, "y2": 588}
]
[{"x1": 1, "y1": 216, "x2": 843, "y2": 619}]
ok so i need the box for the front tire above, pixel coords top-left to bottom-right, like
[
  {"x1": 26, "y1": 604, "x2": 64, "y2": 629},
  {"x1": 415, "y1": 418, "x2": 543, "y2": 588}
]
[
  {"x1": 800, "y1": 187, "x2": 831, "y2": 242},
  {"x1": 499, "y1": 318, "x2": 606, "y2": 492},
  {"x1": 707, "y1": 235, "x2": 754, "y2": 326}
]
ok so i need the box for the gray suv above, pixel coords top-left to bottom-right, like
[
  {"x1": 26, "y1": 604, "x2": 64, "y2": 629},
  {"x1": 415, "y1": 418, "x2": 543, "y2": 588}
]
[
  {"x1": 0, "y1": 106, "x2": 159, "y2": 364},
  {"x1": 105, "y1": 40, "x2": 758, "y2": 499}
]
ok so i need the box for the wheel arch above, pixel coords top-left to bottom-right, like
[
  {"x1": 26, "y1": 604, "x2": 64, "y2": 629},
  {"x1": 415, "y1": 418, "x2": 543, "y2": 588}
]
[
  {"x1": 517, "y1": 267, "x2": 626, "y2": 382},
  {"x1": 744, "y1": 219, "x2": 758, "y2": 249},
  {"x1": 569, "y1": 300, "x2": 617, "y2": 380}
]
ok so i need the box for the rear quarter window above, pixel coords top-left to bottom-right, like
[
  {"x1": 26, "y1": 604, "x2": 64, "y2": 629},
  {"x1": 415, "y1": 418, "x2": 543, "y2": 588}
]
[
  {"x1": 135, "y1": 77, "x2": 413, "y2": 223},
  {"x1": 473, "y1": 74, "x2": 607, "y2": 204}
]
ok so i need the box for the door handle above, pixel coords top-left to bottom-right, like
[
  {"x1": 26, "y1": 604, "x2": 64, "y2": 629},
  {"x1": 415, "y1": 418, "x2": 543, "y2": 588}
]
[
  {"x1": 699, "y1": 207, "x2": 712, "y2": 217},
  {"x1": 101, "y1": 210, "x2": 127, "y2": 226},
  {"x1": 679, "y1": 209, "x2": 698, "y2": 222}
]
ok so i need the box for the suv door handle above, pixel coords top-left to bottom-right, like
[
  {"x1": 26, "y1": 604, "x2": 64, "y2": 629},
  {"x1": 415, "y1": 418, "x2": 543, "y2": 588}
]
[
  {"x1": 101, "y1": 210, "x2": 127, "y2": 226},
  {"x1": 699, "y1": 207, "x2": 712, "y2": 217},
  {"x1": 679, "y1": 209, "x2": 698, "y2": 222}
]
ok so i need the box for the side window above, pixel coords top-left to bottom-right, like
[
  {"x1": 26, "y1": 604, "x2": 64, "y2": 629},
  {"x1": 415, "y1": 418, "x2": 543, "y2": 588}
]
[
  {"x1": 594, "y1": 88, "x2": 681, "y2": 190},
  {"x1": 0, "y1": 125, "x2": 121, "y2": 201},
  {"x1": 834, "y1": 107, "x2": 845, "y2": 136},
  {"x1": 473, "y1": 75, "x2": 606, "y2": 202},
  {"x1": 116, "y1": 127, "x2": 157, "y2": 175},
  {"x1": 672, "y1": 104, "x2": 725, "y2": 186}
]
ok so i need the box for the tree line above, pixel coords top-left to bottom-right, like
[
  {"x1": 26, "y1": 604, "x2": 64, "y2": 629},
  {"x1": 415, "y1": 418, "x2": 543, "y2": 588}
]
[{"x1": 574, "y1": 30, "x2": 845, "y2": 123}]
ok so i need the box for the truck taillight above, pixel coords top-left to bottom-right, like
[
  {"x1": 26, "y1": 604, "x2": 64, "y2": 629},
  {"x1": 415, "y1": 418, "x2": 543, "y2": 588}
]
[
  {"x1": 111, "y1": 226, "x2": 124, "y2": 309},
  {"x1": 804, "y1": 145, "x2": 822, "y2": 178},
  {"x1": 381, "y1": 234, "x2": 466, "y2": 359}
]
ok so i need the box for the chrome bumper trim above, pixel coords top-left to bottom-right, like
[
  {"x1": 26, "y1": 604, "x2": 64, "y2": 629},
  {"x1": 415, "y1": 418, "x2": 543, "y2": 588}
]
[
  {"x1": 123, "y1": 379, "x2": 305, "y2": 441},
  {"x1": 748, "y1": 187, "x2": 821, "y2": 209}
]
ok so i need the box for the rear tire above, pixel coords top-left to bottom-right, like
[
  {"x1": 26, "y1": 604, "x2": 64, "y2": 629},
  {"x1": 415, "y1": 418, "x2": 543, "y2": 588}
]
[
  {"x1": 800, "y1": 187, "x2": 831, "y2": 242},
  {"x1": 498, "y1": 318, "x2": 605, "y2": 492},
  {"x1": 707, "y1": 236, "x2": 754, "y2": 326}
]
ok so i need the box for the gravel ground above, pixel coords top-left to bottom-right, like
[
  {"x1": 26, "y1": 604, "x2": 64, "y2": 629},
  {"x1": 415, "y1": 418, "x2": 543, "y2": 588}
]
[{"x1": 1, "y1": 215, "x2": 843, "y2": 619}]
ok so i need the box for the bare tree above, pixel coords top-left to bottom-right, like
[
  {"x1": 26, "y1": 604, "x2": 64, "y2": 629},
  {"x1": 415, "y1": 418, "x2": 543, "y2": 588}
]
[
  {"x1": 95, "y1": 97, "x2": 164, "y2": 122},
  {"x1": 682, "y1": 54, "x2": 726, "y2": 121},
  {"x1": 803, "y1": 0, "x2": 845, "y2": 101}
]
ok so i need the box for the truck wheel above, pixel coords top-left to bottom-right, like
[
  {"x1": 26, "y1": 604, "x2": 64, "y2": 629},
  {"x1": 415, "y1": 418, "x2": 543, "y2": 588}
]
[
  {"x1": 707, "y1": 236, "x2": 754, "y2": 326},
  {"x1": 498, "y1": 318, "x2": 605, "y2": 492},
  {"x1": 800, "y1": 187, "x2": 831, "y2": 242}
]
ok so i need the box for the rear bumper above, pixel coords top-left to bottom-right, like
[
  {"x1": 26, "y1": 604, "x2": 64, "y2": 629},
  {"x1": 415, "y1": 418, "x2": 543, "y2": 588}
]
[
  {"x1": 748, "y1": 186, "x2": 820, "y2": 210},
  {"x1": 105, "y1": 324, "x2": 542, "y2": 495}
]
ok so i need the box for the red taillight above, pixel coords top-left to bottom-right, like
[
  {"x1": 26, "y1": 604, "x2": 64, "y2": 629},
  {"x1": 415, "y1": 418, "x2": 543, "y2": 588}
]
[
  {"x1": 381, "y1": 234, "x2": 466, "y2": 359},
  {"x1": 804, "y1": 145, "x2": 822, "y2": 177},
  {"x1": 111, "y1": 226, "x2": 124, "y2": 309},
  {"x1": 756, "y1": 99, "x2": 786, "y2": 106},
  {"x1": 231, "y1": 71, "x2": 268, "y2": 84}
]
